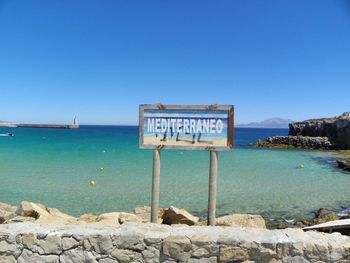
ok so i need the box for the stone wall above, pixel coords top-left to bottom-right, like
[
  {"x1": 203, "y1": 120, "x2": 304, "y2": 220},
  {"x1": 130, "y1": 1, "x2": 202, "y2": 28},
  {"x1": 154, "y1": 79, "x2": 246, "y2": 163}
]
[{"x1": 1, "y1": 222, "x2": 350, "y2": 263}]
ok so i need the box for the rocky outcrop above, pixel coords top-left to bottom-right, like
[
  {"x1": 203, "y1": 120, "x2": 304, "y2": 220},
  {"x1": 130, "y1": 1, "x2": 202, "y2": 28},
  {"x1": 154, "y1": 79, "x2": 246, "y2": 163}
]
[
  {"x1": 255, "y1": 112, "x2": 350, "y2": 150},
  {"x1": 289, "y1": 112, "x2": 350, "y2": 149},
  {"x1": 216, "y1": 214, "x2": 266, "y2": 228},
  {"x1": 255, "y1": 136, "x2": 335, "y2": 150},
  {"x1": 1, "y1": 222, "x2": 350, "y2": 262}
]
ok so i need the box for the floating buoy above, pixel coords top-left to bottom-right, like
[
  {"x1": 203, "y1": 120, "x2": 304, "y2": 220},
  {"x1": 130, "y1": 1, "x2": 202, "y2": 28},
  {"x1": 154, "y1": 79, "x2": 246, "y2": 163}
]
[
  {"x1": 90, "y1": 180, "x2": 96, "y2": 187},
  {"x1": 299, "y1": 165, "x2": 305, "y2": 169},
  {"x1": 99, "y1": 167, "x2": 104, "y2": 172}
]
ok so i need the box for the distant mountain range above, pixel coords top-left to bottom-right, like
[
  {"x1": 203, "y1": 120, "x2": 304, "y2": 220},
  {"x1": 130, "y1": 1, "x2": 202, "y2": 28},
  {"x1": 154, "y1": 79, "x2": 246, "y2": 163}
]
[{"x1": 237, "y1": 118, "x2": 293, "y2": 128}]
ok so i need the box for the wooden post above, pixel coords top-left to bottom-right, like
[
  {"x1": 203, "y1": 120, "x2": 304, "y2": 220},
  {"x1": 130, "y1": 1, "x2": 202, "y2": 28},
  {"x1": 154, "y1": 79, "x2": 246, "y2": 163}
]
[
  {"x1": 151, "y1": 149, "x2": 161, "y2": 223},
  {"x1": 208, "y1": 151, "x2": 218, "y2": 226}
]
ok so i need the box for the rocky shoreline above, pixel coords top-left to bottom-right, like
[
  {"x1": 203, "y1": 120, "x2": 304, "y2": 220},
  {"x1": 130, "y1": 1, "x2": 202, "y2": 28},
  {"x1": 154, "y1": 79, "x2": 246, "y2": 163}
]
[
  {"x1": 253, "y1": 112, "x2": 350, "y2": 172},
  {"x1": 2, "y1": 200, "x2": 350, "y2": 233},
  {"x1": 254, "y1": 112, "x2": 350, "y2": 150}
]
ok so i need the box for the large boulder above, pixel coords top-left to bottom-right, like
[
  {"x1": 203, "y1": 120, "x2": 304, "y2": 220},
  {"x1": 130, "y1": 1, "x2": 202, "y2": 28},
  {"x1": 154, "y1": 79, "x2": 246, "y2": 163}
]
[
  {"x1": 216, "y1": 214, "x2": 266, "y2": 228},
  {"x1": 162, "y1": 206, "x2": 199, "y2": 226},
  {"x1": 15, "y1": 201, "x2": 76, "y2": 224},
  {"x1": 96, "y1": 212, "x2": 143, "y2": 227},
  {"x1": 78, "y1": 214, "x2": 98, "y2": 223},
  {"x1": 96, "y1": 212, "x2": 121, "y2": 227},
  {"x1": 0, "y1": 202, "x2": 16, "y2": 223},
  {"x1": 133, "y1": 206, "x2": 165, "y2": 223}
]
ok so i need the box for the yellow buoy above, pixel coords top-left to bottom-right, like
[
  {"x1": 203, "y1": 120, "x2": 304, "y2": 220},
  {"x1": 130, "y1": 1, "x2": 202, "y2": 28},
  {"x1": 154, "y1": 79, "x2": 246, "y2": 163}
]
[
  {"x1": 90, "y1": 180, "x2": 96, "y2": 187},
  {"x1": 299, "y1": 165, "x2": 305, "y2": 169}
]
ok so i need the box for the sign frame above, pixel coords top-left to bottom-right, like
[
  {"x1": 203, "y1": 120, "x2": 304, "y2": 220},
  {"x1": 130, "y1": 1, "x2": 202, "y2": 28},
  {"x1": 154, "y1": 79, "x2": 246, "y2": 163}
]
[{"x1": 139, "y1": 104, "x2": 234, "y2": 151}]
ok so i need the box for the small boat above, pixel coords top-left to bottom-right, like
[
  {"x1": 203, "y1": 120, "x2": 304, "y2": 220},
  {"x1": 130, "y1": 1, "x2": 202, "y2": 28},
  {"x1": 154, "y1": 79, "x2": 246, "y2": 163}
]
[{"x1": 0, "y1": 133, "x2": 14, "y2": 137}]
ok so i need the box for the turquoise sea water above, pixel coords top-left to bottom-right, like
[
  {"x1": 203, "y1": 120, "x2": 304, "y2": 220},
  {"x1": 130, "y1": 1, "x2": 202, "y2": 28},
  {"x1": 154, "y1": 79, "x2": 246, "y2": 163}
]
[{"x1": 0, "y1": 126, "x2": 349, "y2": 221}]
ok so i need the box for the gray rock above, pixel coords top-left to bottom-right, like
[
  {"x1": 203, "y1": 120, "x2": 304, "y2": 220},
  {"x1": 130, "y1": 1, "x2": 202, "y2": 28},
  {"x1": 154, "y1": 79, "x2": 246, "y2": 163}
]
[
  {"x1": 0, "y1": 240, "x2": 21, "y2": 257},
  {"x1": 0, "y1": 255, "x2": 16, "y2": 263},
  {"x1": 187, "y1": 258, "x2": 217, "y2": 263},
  {"x1": 110, "y1": 248, "x2": 141, "y2": 263},
  {"x1": 17, "y1": 249, "x2": 59, "y2": 263},
  {"x1": 99, "y1": 258, "x2": 117, "y2": 263},
  {"x1": 60, "y1": 248, "x2": 97, "y2": 263},
  {"x1": 162, "y1": 235, "x2": 191, "y2": 262},
  {"x1": 88, "y1": 235, "x2": 113, "y2": 254},
  {"x1": 32, "y1": 234, "x2": 62, "y2": 255},
  {"x1": 62, "y1": 237, "x2": 79, "y2": 250}
]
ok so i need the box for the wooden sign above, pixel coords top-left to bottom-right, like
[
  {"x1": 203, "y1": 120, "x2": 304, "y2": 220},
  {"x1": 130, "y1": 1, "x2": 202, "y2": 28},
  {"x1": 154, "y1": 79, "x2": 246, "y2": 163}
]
[{"x1": 139, "y1": 104, "x2": 234, "y2": 151}]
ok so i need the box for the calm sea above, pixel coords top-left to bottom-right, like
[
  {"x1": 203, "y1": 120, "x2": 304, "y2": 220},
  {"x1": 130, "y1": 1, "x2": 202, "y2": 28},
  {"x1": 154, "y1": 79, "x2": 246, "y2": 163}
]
[{"x1": 0, "y1": 126, "x2": 348, "y2": 221}]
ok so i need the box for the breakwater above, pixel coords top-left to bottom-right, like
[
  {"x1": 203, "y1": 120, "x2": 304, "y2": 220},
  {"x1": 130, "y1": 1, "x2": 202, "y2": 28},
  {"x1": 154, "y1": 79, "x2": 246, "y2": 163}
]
[{"x1": 1, "y1": 222, "x2": 350, "y2": 263}]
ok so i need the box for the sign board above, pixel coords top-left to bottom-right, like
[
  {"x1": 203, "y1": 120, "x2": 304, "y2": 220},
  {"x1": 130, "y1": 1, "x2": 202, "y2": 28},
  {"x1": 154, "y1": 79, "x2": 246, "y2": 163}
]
[{"x1": 139, "y1": 104, "x2": 234, "y2": 151}]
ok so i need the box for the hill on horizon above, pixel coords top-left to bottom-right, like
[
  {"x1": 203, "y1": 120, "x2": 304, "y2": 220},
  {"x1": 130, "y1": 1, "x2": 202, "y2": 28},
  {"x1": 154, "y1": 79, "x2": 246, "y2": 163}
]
[{"x1": 237, "y1": 118, "x2": 293, "y2": 128}]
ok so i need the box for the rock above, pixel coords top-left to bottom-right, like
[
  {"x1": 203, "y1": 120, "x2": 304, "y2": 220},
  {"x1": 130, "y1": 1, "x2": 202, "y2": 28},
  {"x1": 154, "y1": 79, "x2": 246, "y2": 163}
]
[
  {"x1": 337, "y1": 160, "x2": 350, "y2": 171},
  {"x1": 219, "y1": 246, "x2": 250, "y2": 262},
  {"x1": 78, "y1": 213, "x2": 98, "y2": 223},
  {"x1": 17, "y1": 249, "x2": 59, "y2": 263},
  {"x1": 133, "y1": 206, "x2": 164, "y2": 223},
  {"x1": 315, "y1": 208, "x2": 329, "y2": 218},
  {"x1": 15, "y1": 201, "x2": 76, "y2": 224},
  {"x1": 255, "y1": 112, "x2": 350, "y2": 150},
  {"x1": 96, "y1": 212, "x2": 143, "y2": 226},
  {"x1": 162, "y1": 235, "x2": 191, "y2": 261},
  {"x1": 255, "y1": 136, "x2": 335, "y2": 150},
  {"x1": 96, "y1": 212, "x2": 120, "y2": 227},
  {"x1": 0, "y1": 255, "x2": 16, "y2": 263},
  {"x1": 60, "y1": 248, "x2": 97, "y2": 263},
  {"x1": 216, "y1": 214, "x2": 266, "y2": 228},
  {"x1": 162, "y1": 206, "x2": 199, "y2": 225},
  {"x1": 0, "y1": 203, "x2": 16, "y2": 223},
  {"x1": 33, "y1": 234, "x2": 62, "y2": 254},
  {"x1": 134, "y1": 206, "x2": 151, "y2": 223},
  {"x1": 5, "y1": 215, "x2": 36, "y2": 224},
  {"x1": 118, "y1": 212, "x2": 143, "y2": 224},
  {"x1": 62, "y1": 237, "x2": 79, "y2": 250},
  {"x1": 110, "y1": 248, "x2": 141, "y2": 263},
  {"x1": 88, "y1": 235, "x2": 113, "y2": 254},
  {"x1": 289, "y1": 112, "x2": 350, "y2": 149},
  {"x1": 312, "y1": 208, "x2": 339, "y2": 224}
]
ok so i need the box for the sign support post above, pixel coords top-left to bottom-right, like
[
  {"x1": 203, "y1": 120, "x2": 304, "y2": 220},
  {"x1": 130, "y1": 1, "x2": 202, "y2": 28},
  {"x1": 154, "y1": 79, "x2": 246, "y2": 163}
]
[
  {"x1": 139, "y1": 104, "x2": 234, "y2": 225},
  {"x1": 151, "y1": 149, "x2": 161, "y2": 223},
  {"x1": 208, "y1": 150, "x2": 218, "y2": 226}
]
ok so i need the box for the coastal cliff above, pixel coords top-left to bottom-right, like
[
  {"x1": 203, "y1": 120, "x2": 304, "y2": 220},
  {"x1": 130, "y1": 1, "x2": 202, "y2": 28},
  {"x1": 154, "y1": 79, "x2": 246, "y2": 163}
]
[{"x1": 255, "y1": 112, "x2": 350, "y2": 150}]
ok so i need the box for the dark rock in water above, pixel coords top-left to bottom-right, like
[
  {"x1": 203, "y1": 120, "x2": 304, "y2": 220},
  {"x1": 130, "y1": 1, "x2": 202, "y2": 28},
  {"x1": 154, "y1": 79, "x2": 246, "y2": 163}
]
[
  {"x1": 337, "y1": 159, "x2": 350, "y2": 171},
  {"x1": 255, "y1": 112, "x2": 350, "y2": 150},
  {"x1": 254, "y1": 136, "x2": 335, "y2": 150},
  {"x1": 315, "y1": 208, "x2": 329, "y2": 218}
]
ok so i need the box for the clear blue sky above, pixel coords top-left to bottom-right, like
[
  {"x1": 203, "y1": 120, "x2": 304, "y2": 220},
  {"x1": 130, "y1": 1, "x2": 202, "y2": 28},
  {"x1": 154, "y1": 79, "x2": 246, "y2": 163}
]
[{"x1": 1, "y1": 0, "x2": 349, "y2": 125}]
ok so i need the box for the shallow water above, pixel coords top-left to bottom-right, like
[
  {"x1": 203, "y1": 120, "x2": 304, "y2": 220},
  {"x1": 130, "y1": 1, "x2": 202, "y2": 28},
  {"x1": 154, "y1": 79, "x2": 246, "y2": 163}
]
[{"x1": 0, "y1": 126, "x2": 348, "y2": 220}]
